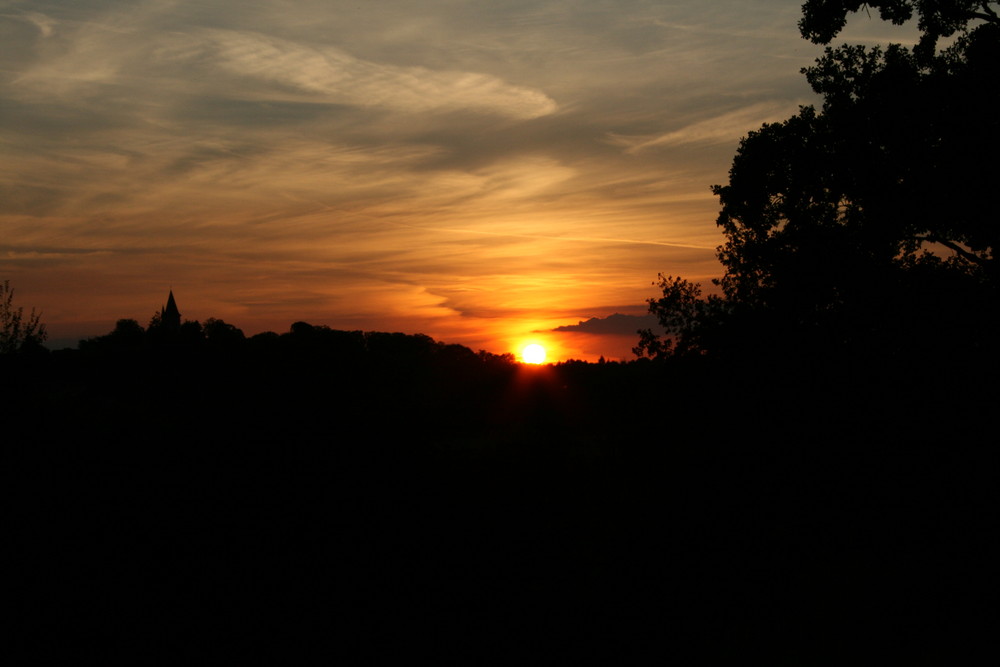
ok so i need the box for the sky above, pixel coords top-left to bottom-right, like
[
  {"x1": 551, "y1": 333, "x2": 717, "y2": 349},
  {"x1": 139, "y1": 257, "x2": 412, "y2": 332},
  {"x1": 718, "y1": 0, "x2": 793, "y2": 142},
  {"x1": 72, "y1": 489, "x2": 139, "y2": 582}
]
[{"x1": 1, "y1": 1, "x2": 916, "y2": 360}]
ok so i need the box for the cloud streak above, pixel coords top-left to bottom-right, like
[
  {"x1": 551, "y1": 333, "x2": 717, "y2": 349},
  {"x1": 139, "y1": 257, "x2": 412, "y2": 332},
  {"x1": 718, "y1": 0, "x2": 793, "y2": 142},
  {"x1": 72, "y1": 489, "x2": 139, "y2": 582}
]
[
  {"x1": 1, "y1": 1, "x2": 852, "y2": 359},
  {"x1": 608, "y1": 101, "x2": 805, "y2": 152},
  {"x1": 157, "y1": 28, "x2": 558, "y2": 118}
]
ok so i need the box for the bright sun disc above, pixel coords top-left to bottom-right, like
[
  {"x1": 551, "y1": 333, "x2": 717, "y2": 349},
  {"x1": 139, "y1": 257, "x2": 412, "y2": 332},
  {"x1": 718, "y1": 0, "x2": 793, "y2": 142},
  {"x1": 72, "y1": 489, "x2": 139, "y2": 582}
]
[{"x1": 521, "y1": 343, "x2": 547, "y2": 364}]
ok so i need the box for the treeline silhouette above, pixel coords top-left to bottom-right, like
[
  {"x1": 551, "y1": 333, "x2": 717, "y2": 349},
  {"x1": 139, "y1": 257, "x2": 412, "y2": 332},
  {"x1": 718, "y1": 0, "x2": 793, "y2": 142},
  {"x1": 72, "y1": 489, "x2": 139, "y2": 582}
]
[
  {"x1": 14, "y1": 310, "x2": 987, "y2": 455},
  {"x1": 16, "y1": 317, "x2": 553, "y2": 451},
  {"x1": 7, "y1": 310, "x2": 993, "y2": 663}
]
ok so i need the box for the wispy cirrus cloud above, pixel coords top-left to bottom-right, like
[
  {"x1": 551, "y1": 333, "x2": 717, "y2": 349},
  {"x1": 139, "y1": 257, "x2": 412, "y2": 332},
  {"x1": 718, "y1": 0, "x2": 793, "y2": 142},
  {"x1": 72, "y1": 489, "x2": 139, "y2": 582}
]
[
  {"x1": 11, "y1": 16, "x2": 557, "y2": 119},
  {"x1": 607, "y1": 101, "x2": 804, "y2": 153},
  {"x1": 191, "y1": 29, "x2": 558, "y2": 118}
]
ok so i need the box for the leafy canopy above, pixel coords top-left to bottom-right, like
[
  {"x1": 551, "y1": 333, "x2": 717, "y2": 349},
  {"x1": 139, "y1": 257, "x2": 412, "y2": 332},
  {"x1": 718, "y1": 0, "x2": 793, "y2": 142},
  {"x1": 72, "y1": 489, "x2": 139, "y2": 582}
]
[{"x1": 637, "y1": 0, "x2": 998, "y2": 361}]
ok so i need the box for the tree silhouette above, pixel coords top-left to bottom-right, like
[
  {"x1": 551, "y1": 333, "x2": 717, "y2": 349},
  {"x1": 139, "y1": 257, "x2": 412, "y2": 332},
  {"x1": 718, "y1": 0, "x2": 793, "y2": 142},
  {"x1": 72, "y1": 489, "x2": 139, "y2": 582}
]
[
  {"x1": 202, "y1": 318, "x2": 245, "y2": 347},
  {"x1": 1, "y1": 280, "x2": 47, "y2": 354},
  {"x1": 641, "y1": 1, "x2": 999, "y2": 361},
  {"x1": 634, "y1": 274, "x2": 724, "y2": 360},
  {"x1": 799, "y1": 1, "x2": 999, "y2": 62},
  {"x1": 108, "y1": 318, "x2": 145, "y2": 346}
]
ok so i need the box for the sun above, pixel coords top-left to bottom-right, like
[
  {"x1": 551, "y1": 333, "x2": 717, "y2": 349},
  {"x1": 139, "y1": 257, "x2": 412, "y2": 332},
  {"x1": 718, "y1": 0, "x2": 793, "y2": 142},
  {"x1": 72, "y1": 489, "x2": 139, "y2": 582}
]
[{"x1": 521, "y1": 343, "x2": 547, "y2": 364}]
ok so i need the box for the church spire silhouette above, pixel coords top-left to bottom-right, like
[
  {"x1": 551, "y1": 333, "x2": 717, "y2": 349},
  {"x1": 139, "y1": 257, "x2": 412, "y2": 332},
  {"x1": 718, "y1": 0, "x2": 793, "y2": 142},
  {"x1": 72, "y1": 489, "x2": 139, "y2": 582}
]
[{"x1": 161, "y1": 290, "x2": 181, "y2": 332}]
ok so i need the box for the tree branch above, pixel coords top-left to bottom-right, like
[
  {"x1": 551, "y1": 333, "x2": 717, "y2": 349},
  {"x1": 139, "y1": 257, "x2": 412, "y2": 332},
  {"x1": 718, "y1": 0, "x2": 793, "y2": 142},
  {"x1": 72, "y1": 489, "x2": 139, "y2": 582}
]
[{"x1": 913, "y1": 235, "x2": 990, "y2": 267}]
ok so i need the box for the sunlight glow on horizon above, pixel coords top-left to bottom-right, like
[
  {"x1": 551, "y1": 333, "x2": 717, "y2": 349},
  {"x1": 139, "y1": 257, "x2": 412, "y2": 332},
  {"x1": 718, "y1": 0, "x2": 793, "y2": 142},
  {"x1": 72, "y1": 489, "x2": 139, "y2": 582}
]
[{"x1": 2, "y1": 1, "x2": 843, "y2": 362}]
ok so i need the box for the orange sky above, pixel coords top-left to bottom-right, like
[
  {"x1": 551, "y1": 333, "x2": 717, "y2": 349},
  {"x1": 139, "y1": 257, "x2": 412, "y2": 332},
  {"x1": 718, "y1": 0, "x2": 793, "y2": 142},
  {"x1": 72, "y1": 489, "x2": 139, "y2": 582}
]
[{"x1": 1, "y1": 1, "x2": 915, "y2": 360}]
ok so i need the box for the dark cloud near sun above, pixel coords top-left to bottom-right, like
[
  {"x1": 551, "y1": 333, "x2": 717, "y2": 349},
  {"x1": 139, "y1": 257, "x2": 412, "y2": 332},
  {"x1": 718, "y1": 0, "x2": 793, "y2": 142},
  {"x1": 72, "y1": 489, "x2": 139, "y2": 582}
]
[{"x1": 551, "y1": 313, "x2": 662, "y2": 337}]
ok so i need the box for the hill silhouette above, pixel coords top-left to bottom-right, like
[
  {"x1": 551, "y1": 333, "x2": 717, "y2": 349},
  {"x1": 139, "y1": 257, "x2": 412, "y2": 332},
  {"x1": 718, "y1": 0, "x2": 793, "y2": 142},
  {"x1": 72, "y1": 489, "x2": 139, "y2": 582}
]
[{"x1": 6, "y1": 311, "x2": 993, "y2": 663}]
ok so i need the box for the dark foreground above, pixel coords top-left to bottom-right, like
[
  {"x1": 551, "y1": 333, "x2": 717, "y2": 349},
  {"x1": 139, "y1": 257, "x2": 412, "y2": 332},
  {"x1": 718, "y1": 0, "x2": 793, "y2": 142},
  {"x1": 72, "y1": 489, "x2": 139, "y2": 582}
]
[{"x1": 6, "y1": 341, "x2": 996, "y2": 663}]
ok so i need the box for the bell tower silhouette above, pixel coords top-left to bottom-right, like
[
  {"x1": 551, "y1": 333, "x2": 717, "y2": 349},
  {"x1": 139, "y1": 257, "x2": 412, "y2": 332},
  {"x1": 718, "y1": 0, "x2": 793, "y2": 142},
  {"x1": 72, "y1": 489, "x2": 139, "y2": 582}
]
[{"x1": 161, "y1": 290, "x2": 181, "y2": 332}]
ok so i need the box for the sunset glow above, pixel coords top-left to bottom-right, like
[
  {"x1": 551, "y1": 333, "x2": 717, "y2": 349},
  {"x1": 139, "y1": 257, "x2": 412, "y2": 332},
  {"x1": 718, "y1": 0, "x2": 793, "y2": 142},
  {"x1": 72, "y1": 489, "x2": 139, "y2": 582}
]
[{"x1": 0, "y1": 2, "x2": 888, "y2": 360}]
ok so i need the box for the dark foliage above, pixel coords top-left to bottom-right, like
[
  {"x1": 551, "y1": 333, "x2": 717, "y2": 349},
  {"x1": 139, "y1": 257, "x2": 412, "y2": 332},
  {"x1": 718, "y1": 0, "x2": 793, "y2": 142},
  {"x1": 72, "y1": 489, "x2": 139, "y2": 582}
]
[
  {"x1": 641, "y1": 0, "x2": 999, "y2": 367},
  {"x1": 800, "y1": 0, "x2": 999, "y2": 61},
  {"x1": 6, "y1": 311, "x2": 994, "y2": 663},
  {"x1": 623, "y1": 6, "x2": 997, "y2": 657},
  {"x1": 1, "y1": 279, "x2": 47, "y2": 354}
]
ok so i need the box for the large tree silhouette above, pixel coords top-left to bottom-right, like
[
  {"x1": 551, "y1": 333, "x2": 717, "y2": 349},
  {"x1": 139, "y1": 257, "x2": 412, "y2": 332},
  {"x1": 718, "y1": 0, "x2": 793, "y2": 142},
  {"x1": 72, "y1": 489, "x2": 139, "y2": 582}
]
[{"x1": 639, "y1": 1, "x2": 998, "y2": 361}]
